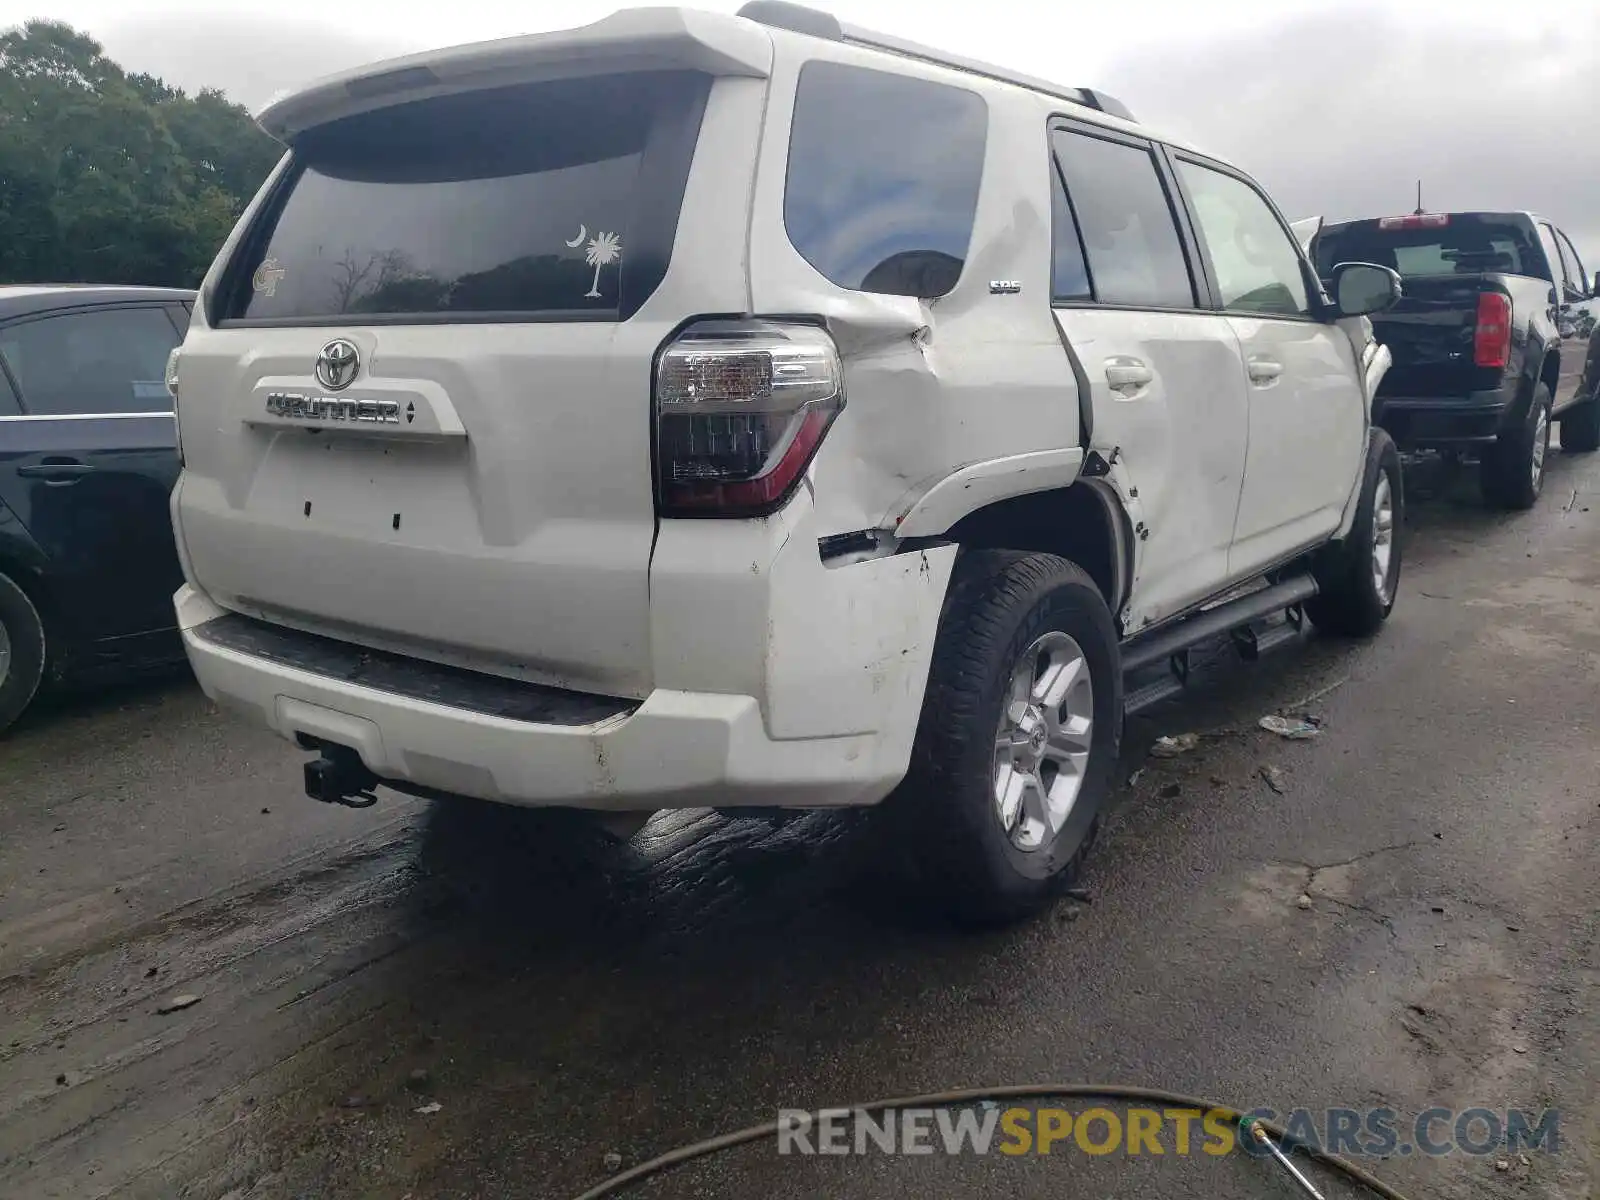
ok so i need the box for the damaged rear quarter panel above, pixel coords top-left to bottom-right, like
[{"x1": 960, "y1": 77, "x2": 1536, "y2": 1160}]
[
  {"x1": 649, "y1": 493, "x2": 956, "y2": 747},
  {"x1": 746, "y1": 44, "x2": 1083, "y2": 538}
]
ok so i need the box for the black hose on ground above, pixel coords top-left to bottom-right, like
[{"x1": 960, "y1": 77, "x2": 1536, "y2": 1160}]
[{"x1": 571, "y1": 1083, "x2": 1416, "y2": 1200}]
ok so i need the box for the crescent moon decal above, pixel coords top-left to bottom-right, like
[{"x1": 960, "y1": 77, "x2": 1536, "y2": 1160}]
[{"x1": 565, "y1": 225, "x2": 588, "y2": 248}]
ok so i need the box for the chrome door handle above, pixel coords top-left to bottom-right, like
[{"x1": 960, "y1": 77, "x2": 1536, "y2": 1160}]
[
  {"x1": 17, "y1": 458, "x2": 95, "y2": 484},
  {"x1": 1248, "y1": 357, "x2": 1284, "y2": 384},
  {"x1": 1105, "y1": 359, "x2": 1154, "y2": 393}
]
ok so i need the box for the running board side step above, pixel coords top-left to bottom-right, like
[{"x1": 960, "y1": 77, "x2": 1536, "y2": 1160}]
[{"x1": 1121, "y1": 575, "x2": 1318, "y2": 715}]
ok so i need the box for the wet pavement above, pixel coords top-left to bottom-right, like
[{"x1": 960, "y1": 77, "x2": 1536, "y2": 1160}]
[{"x1": 1, "y1": 446, "x2": 1597, "y2": 1200}]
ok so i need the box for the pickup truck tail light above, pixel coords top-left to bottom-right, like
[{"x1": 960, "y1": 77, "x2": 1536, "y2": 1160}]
[
  {"x1": 1473, "y1": 292, "x2": 1512, "y2": 369},
  {"x1": 654, "y1": 322, "x2": 844, "y2": 518}
]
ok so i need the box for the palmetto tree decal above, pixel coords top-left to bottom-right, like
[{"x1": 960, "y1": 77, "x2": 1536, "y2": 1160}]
[{"x1": 584, "y1": 231, "x2": 623, "y2": 299}]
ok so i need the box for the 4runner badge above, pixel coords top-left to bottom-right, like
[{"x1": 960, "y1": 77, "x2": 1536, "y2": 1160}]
[{"x1": 264, "y1": 393, "x2": 402, "y2": 424}]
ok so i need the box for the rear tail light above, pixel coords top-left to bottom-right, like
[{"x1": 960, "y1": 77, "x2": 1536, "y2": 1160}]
[
  {"x1": 1474, "y1": 292, "x2": 1512, "y2": 369},
  {"x1": 654, "y1": 321, "x2": 844, "y2": 517}
]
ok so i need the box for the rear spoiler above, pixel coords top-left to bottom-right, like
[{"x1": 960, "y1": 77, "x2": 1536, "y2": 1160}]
[{"x1": 257, "y1": 7, "x2": 772, "y2": 141}]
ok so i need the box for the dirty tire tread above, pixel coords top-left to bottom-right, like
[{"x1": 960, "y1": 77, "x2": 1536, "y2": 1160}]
[
  {"x1": 1559, "y1": 391, "x2": 1600, "y2": 453},
  {"x1": 885, "y1": 550, "x2": 1121, "y2": 927},
  {"x1": 1308, "y1": 429, "x2": 1403, "y2": 638},
  {"x1": 1481, "y1": 384, "x2": 1550, "y2": 510},
  {"x1": 0, "y1": 572, "x2": 46, "y2": 735}
]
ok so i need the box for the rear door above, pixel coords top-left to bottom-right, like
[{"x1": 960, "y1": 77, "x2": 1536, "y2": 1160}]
[
  {"x1": 0, "y1": 303, "x2": 185, "y2": 646},
  {"x1": 174, "y1": 69, "x2": 735, "y2": 699},
  {"x1": 1170, "y1": 156, "x2": 1366, "y2": 574},
  {"x1": 1048, "y1": 123, "x2": 1250, "y2": 627}
]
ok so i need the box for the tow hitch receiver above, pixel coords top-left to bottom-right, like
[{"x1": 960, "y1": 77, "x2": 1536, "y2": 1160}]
[{"x1": 302, "y1": 741, "x2": 382, "y2": 809}]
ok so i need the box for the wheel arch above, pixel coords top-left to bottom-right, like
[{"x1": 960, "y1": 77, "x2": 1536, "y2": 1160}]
[
  {"x1": 1539, "y1": 349, "x2": 1561, "y2": 400},
  {"x1": 0, "y1": 534, "x2": 65, "y2": 671},
  {"x1": 941, "y1": 481, "x2": 1132, "y2": 619}
]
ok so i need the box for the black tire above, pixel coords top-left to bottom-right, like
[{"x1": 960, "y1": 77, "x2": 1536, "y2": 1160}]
[
  {"x1": 1481, "y1": 384, "x2": 1551, "y2": 510},
  {"x1": 1307, "y1": 430, "x2": 1403, "y2": 638},
  {"x1": 883, "y1": 550, "x2": 1122, "y2": 926},
  {"x1": 0, "y1": 572, "x2": 47, "y2": 735},
  {"x1": 1559, "y1": 393, "x2": 1600, "y2": 453}
]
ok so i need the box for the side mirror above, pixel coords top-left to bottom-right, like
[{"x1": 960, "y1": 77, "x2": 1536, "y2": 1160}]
[{"x1": 1331, "y1": 261, "x2": 1402, "y2": 317}]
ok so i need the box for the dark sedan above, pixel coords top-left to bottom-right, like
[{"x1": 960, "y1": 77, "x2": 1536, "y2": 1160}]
[{"x1": 0, "y1": 285, "x2": 192, "y2": 732}]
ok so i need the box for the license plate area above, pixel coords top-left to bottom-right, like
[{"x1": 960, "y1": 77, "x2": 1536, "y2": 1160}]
[{"x1": 254, "y1": 432, "x2": 476, "y2": 542}]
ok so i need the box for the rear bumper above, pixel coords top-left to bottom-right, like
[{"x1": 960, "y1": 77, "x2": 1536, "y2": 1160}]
[
  {"x1": 1374, "y1": 384, "x2": 1518, "y2": 447},
  {"x1": 177, "y1": 503, "x2": 955, "y2": 811}
]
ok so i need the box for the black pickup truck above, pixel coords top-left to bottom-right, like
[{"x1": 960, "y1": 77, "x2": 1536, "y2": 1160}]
[{"x1": 1310, "y1": 211, "x2": 1599, "y2": 509}]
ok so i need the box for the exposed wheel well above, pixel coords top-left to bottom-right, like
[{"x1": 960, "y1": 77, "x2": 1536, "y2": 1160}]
[
  {"x1": 944, "y1": 484, "x2": 1127, "y2": 613},
  {"x1": 1541, "y1": 352, "x2": 1561, "y2": 399}
]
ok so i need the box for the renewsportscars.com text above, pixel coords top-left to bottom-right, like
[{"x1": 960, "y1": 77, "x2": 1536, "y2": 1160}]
[{"x1": 776, "y1": 1105, "x2": 1560, "y2": 1159}]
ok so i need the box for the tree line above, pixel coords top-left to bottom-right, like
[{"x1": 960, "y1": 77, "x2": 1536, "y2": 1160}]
[{"x1": 0, "y1": 21, "x2": 283, "y2": 288}]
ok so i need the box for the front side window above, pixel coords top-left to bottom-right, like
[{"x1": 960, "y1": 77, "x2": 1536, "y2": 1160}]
[
  {"x1": 1555, "y1": 228, "x2": 1587, "y2": 294},
  {"x1": 784, "y1": 62, "x2": 987, "y2": 299},
  {"x1": 221, "y1": 71, "x2": 711, "y2": 321},
  {"x1": 1556, "y1": 230, "x2": 1588, "y2": 293},
  {"x1": 0, "y1": 307, "x2": 179, "y2": 417},
  {"x1": 1051, "y1": 129, "x2": 1194, "y2": 309},
  {"x1": 1177, "y1": 160, "x2": 1311, "y2": 317},
  {"x1": 1543, "y1": 224, "x2": 1575, "y2": 289}
]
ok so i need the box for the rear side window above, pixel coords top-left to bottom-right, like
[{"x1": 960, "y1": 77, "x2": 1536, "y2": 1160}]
[
  {"x1": 784, "y1": 62, "x2": 987, "y2": 298},
  {"x1": 1557, "y1": 229, "x2": 1589, "y2": 293},
  {"x1": 0, "y1": 365, "x2": 19, "y2": 417},
  {"x1": 0, "y1": 307, "x2": 179, "y2": 417},
  {"x1": 1051, "y1": 129, "x2": 1194, "y2": 309},
  {"x1": 1049, "y1": 161, "x2": 1092, "y2": 302},
  {"x1": 1314, "y1": 218, "x2": 1538, "y2": 281},
  {"x1": 1548, "y1": 225, "x2": 1580, "y2": 290},
  {"x1": 1533, "y1": 224, "x2": 1564, "y2": 285},
  {"x1": 220, "y1": 71, "x2": 712, "y2": 322}
]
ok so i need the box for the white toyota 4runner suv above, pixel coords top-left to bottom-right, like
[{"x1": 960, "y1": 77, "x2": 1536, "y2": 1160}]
[{"x1": 169, "y1": 1, "x2": 1404, "y2": 922}]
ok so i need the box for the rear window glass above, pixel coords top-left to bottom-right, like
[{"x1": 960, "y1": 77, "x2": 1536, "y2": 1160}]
[
  {"x1": 784, "y1": 62, "x2": 987, "y2": 299},
  {"x1": 221, "y1": 71, "x2": 710, "y2": 321},
  {"x1": 1313, "y1": 219, "x2": 1539, "y2": 281}
]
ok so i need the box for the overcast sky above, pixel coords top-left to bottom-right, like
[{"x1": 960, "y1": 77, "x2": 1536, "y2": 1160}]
[{"x1": 5, "y1": 0, "x2": 1597, "y2": 257}]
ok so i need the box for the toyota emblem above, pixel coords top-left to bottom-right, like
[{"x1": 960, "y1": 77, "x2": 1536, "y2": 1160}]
[{"x1": 314, "y1": 339, "x2": 360, "y2": 391}]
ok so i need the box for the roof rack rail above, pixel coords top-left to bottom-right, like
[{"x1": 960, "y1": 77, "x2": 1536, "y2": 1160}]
[{"x1": 735, "y1": 1, "x2": 1135, "y2": 122}]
